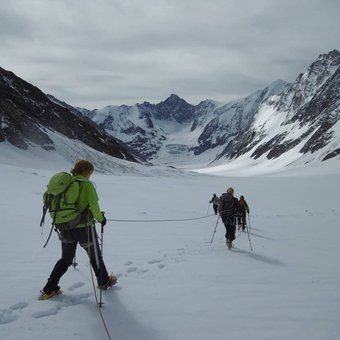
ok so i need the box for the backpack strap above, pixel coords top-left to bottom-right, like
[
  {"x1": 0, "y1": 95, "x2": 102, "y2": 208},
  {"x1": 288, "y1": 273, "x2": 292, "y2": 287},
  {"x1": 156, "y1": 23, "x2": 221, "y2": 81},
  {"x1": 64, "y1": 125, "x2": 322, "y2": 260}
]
[
  {"x1": 42, "y1": 194, "x2": 62, "y2": 248},
  {"x1": 40, "y1": 194, "x2": 52, "y2": 227},
  {"x1": 62, "y1": 179, "x2": 81, "y2": 206},
  {"x1": 43, "y1": 225, "x2": 55, "y2": 248}
]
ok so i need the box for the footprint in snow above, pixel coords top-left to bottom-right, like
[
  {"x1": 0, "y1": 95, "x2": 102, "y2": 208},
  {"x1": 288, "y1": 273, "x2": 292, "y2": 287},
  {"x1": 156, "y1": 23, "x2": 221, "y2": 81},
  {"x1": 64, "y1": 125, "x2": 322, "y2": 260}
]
[
  {"x1": 0, "y1": 302, "x2": 29, "y2": 324},
  {"x1": 126, "y1": 267, "x2": 138, "y2": 273},
  {"x1": 68, "y1": 282, "x2": 85, "y2": 291},
  {"x1": 147, "y1": 259, "x2": 166, "y2": 269},
  {"x1": 32, "y1": 306, "x2": 61, "y2": 319},
  {"x1": 58, "y1": 293, "x2": 91, "y2": 307},
  {"x1": 147, "y1": 259, "x2": 162, "y2": 264},
  {"x1": 124, "y1": 261, "x2": 134, "y2": 266},
  {"x1": 32, "y1": 293, "x2": 91, "y2": 319}
]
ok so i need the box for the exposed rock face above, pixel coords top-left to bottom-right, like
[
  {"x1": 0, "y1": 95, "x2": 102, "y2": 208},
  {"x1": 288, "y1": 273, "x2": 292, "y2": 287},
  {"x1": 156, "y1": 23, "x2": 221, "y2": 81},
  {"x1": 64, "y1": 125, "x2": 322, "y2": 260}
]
[
  {"x1": 85, "y1": 80, "x2": 288, "y2": 162},
  {"x1": 2, "y1": 50, "x2": 339, "y2": 168},
  {"x1": 83, "y1": 48, "x2": 339, "y2": 166},
  {"x1": 219, "y1": 50, "x2": 340, "y2": 162},
  {"x1": 0, "y1": 67, "x2": 137, "y2": 162}
]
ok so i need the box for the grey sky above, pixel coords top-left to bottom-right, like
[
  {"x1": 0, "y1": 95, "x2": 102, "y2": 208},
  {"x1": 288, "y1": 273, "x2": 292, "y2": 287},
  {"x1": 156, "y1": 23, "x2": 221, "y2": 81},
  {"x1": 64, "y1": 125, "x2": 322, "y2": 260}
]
[{"x1": 1, "y1": 0, "x2": 339, "y2": 109}]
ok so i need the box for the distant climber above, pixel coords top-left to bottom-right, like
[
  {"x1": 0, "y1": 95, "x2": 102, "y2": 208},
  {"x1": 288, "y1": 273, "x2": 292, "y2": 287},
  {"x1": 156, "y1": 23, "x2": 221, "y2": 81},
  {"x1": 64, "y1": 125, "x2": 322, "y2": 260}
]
[
  {"x1": 209, "y1": 193, "x2": 220, "y2": 214},
  {"x1": 218, "y1": 187, "x2": 241, "y2": 249},
  {"x1": 238, "y1": 195, "x2": 250, "y2": 231}
]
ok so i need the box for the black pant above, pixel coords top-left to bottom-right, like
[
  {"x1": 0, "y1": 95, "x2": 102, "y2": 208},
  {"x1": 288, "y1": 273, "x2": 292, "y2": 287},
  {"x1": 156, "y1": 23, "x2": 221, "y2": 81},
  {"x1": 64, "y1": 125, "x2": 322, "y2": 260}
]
[
  {"x1": 43, "y1": 225, "x2": 109, "y2": 292},
  {"x1": 213, "y1": 204, "x2": 218, "y2": 214},
  {"x1": 237, "y1": 213, "x2": 246, "y2": 226},
  {"x1": 222, "y1": 217, "x2": 236, "y2": 242}
]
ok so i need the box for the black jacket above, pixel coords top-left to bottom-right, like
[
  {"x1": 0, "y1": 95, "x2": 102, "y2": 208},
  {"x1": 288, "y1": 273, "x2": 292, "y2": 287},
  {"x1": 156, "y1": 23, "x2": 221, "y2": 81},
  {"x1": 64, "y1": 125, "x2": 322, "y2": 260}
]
[{"x1": 219, "y1": 193, "x2": 240, "y2": 219}]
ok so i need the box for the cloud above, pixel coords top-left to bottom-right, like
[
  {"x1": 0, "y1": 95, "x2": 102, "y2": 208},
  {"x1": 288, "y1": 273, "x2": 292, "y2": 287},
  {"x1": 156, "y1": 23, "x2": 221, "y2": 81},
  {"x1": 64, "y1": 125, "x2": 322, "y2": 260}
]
[{"x1": 0, "y1": 0, "x2": 339, "y2": 109}]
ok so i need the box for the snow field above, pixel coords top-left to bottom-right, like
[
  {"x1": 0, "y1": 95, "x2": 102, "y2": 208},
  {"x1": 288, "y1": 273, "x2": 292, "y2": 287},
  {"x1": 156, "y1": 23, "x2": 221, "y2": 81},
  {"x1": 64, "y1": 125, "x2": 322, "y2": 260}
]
[{"x1": 0, "y1": 163, "x2": 340, "y2": 340}]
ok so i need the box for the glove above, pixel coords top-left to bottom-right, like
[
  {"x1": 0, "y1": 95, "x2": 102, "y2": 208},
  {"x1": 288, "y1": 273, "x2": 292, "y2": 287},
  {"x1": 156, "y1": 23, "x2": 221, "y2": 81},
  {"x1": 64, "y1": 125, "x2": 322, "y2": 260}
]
[{"x1": 100, "y1": 212, "x2": 107, "y2": 227}]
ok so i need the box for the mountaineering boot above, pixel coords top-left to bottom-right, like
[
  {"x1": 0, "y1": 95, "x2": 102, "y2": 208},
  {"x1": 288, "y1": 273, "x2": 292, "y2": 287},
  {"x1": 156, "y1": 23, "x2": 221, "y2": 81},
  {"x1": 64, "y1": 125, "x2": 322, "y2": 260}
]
[
  {"x1": 98, "y1": 273, "x2": 118, "y2": 290},
  {"x1": 39, "y1": 286, "x2": 62, "y2": 300},
  {"x1": 226, "y1": 240, "x2": 232, "y2": 250}
]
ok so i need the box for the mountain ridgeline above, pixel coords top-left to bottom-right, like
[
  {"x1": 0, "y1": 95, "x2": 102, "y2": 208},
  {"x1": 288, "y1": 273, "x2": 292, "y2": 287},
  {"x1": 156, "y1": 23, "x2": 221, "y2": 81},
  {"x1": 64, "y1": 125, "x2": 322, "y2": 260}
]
[
  {"x1": 0, "y1": 49, "x2": 339, "y2": 169},
  {"x1": 0, "y1": 67, "x2": 136, "y2": 163},
  {"x1": 81, "y1": 49, "x2": 340, "y2": 166},
  {"x1": 84, "y1": 82, "x2": 290, "y2": 164}
]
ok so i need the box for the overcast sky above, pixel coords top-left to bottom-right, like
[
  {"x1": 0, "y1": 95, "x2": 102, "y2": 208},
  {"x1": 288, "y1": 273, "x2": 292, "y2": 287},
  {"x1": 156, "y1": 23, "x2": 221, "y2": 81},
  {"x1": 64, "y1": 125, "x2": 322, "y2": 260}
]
[{"x1": 1, "y1": 0, "x2": 339, "y2": 109}]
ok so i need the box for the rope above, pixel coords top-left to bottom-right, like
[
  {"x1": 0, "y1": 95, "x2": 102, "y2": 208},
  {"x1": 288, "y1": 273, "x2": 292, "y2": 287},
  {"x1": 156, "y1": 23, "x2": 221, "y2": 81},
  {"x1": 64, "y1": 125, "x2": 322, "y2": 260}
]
[
  {"x1": 82, "y1": 212, "x2": 216, "y2": 338},
  {"x1": 87, "y1": 223, "x2": 112, "y2": 340},
  {"x1": 107, "y1": 213, "x2": 215, "y2": 223}
]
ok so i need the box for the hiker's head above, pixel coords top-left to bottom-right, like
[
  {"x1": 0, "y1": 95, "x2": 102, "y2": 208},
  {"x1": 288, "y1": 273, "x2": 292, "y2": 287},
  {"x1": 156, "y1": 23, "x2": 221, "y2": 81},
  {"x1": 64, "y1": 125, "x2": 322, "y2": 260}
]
[
  {"x1": 226, "y1": 187, "x2": 234, "y2": 195},
  {"x1": 71, "y1": 160, "x2": 94, "y2": 178},
  {"x1": 240, "y1": 195, "x2": 244, "y2": 200}
]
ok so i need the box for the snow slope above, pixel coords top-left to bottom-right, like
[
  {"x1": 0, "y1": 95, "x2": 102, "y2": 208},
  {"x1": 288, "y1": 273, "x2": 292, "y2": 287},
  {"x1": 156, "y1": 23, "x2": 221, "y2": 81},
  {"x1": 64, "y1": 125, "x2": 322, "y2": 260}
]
[{"x1": 0, "y1": 155, "x2": 339, "y2": 340}]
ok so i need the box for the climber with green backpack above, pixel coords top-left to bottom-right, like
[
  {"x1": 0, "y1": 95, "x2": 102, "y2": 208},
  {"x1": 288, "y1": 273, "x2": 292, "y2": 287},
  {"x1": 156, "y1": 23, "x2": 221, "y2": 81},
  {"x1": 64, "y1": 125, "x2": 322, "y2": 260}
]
[
  {"x1": 40, "y1": 172, "x2": 83, "y2": 232},
  {"x1": 40, "y1": 160, "x2": 117, "y2": 300}
]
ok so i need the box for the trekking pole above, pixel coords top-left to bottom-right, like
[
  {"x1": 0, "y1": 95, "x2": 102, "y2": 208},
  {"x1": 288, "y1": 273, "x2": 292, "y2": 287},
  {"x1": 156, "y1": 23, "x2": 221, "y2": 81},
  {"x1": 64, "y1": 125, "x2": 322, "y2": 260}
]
[
  {"x1": 245, "y1": 220, "x2": 253, "y2": 251},
  {"x1": 90, "y1": 223, "x2": 103, "y2": 306},
  {"x1": 247, "y1": 213, "x2": 251, "y2": 233},
  {"x1": 210, "y1": 215, "x2": 220, "y2": 244},
  {"x1": 98, "y1": 222, "x2": 105, "y2": 307}
]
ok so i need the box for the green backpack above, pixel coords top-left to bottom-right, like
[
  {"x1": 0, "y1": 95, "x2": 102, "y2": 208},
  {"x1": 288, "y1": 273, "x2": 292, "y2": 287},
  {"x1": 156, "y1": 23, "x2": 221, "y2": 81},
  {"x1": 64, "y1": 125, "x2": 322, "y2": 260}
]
[{"x1": 40, "y1": 172, "x2": 82, "y2": 229}]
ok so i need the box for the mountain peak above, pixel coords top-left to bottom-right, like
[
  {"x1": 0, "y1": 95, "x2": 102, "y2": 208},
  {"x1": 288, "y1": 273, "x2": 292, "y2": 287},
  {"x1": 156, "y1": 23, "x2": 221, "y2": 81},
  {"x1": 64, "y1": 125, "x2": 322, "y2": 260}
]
[
  {"x1": 275, "y1": 49, "x2": 340, "y2": 114},
  {"x1": 162, "y1": 93, "x2": 186, "y2": 104},
  {"x1": 151, "y1": 94, "x2": 194, "y2": 123},
  {"x1": 170, "y1": 93, "x2": 180, "y2": 98},
  {"x1": 318, "y1": 49, "x2": 340, "y2": 61}
]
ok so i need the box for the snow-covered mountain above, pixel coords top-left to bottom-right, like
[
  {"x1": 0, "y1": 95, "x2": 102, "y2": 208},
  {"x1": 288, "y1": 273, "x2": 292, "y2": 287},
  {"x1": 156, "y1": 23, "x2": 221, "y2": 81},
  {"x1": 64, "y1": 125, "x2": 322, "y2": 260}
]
[
  {"x1": 220, "y1": 49, "x2": 340, "y2": 165},
  {"x1": 1, "y1": 49, "x2": 339, "y2": 173},
  {"x1": 0, "y1": 67, "x2": 138, "y2": 168},
  {"x1": 85, "y1": 82, "x2": 289, "y2": 166},
  {"x1": 83, "y1": 50, "x2": 339, "y2": 169}
]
